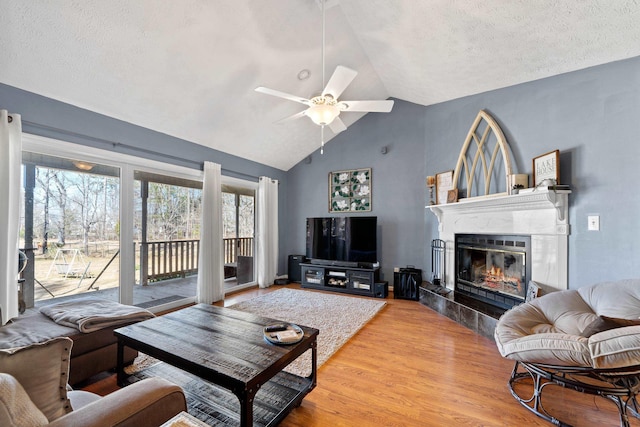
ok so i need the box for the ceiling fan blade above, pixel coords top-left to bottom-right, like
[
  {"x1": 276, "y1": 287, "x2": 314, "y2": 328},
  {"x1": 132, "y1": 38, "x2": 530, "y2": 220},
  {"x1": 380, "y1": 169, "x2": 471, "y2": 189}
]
[
  {"x1": 275, "y1": 110, "x2": 307, "y2": 124},
  {"x1": 255, "y1": 87, "x2": 311, "y2": 106},
  {"x1": 340, "y1": 99, "x2": 394, "y2": 113},
  {"x1": 322, "y1": 66, "x2": 357, "y2": 99},
  {"x1": 328, "y1": 116, "x2": 347, "y2": 134}
]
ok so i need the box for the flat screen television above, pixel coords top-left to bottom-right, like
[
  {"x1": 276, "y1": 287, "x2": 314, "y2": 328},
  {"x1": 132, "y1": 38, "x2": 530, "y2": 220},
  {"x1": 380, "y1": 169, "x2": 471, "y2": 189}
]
[{"x1": 306, "y1": 216, "x2": 377, "y2": 267}]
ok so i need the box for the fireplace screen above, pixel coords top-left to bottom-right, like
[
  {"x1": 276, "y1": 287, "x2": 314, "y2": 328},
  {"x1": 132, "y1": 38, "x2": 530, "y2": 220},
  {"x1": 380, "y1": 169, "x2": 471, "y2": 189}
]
[{"x1": 455, "y1": 234, "x2": 530, "y2": 309}]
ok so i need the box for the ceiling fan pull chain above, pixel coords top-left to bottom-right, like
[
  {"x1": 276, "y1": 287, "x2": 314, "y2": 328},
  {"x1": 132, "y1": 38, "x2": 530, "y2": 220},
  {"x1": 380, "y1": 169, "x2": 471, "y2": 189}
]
[{"x1": 321, "y1": 125, "x2": 325, "y2": 154}]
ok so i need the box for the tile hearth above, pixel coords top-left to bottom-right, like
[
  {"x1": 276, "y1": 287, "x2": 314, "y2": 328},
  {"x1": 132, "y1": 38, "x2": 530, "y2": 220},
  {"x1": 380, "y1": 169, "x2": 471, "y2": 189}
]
[{"x1": 419, "y1": 285, "x2": 498, "y2": 340}]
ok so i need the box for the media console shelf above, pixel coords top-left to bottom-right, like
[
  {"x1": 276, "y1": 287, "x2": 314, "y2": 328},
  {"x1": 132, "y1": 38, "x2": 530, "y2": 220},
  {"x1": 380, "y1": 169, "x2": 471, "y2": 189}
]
[{"x1": 300, "y1": 263, "x2": 381, "y2": 297}]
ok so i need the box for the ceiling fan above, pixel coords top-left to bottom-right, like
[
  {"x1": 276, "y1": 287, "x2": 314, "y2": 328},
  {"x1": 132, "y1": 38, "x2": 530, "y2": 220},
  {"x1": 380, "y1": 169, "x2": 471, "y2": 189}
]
[{"x1": 255, "y1": 0, "x2": 394, "y2": 153}]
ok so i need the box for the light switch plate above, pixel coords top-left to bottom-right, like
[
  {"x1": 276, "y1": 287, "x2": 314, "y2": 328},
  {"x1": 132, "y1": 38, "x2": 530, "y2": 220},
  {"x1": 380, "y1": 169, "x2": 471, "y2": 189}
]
[{"x1": 588, "y1": 215, "x2": 600, "y2": 231}]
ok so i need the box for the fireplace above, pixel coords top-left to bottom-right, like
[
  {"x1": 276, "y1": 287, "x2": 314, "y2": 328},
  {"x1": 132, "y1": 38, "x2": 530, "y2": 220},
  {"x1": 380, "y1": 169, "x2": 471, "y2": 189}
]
[
  {"x1": 429, "y1": 189, "x2": 570, "y2": 298},
  {"x1": 455, "y1": 234, "x2": 531, "y2": 311}
]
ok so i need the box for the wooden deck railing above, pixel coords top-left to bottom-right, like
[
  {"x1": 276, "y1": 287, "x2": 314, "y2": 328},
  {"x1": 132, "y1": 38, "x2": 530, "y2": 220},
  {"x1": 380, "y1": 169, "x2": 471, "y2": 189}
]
[
  {"x1": 138, "y1": 237, "x2": 253, "y2": 285},
  {"x1": 223, "y1": 237, "x2": 254, "y2": 264}
]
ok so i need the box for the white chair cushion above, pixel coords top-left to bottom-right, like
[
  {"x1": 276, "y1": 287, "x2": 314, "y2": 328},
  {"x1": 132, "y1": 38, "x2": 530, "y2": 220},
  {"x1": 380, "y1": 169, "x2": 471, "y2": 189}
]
[
  {"x1": 588, "y1": 325, "x2": 640, "y2": 369},
  {"x1": 496, "y1": 331, "x2": 592, "y2": 367},
  {"x1": 578, "y1": 279, "x2": 640, "y2": 319},
  {"x1": 527, "y1": 289, "x2": 597, "y2": 336}
]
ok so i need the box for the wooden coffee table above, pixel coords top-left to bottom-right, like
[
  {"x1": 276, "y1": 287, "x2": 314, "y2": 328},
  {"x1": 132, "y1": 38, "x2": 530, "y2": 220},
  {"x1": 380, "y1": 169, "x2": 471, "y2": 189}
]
[{"x1": 115, "y1": 304, "x2": 318, "y2": 427}]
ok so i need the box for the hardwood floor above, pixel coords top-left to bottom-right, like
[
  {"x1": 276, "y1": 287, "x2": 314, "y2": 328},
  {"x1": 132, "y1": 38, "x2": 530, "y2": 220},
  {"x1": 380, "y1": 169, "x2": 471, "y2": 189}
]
[{"x1": 84, "y1": 284, "x2": 638, "y2": 426}]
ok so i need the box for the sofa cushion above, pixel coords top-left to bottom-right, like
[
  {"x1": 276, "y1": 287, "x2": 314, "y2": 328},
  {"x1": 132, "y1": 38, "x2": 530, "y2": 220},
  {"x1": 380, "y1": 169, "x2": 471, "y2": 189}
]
[
  {"x1": 0, "y1": 373, "x2": 49, "y2": 427},
  {"x1": 0, "y1": 311, "x2": 78, "y2": 350},
  {"x1": 0, "y1": 309, "x2": 139, "y2": 386},
  {"x1": 69, "y1": 322, "x2": 132, "y2": 356},
  {"x1": 0, "y1": 337, "x2": 72, "y2": 421}
]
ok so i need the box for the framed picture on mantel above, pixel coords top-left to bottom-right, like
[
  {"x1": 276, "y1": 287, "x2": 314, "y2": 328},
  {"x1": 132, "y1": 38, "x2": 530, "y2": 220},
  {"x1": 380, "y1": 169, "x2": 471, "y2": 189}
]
[
  {"x1": 533, "y1": 150, "x2": 560, "y2": 186},
  {"x1": 435, "y1": 170, "x2": 454, "y2": 205}
]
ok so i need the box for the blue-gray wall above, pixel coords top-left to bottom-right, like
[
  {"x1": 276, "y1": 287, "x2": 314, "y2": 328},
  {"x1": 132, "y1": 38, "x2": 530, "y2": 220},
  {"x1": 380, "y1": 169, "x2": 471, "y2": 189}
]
[
  {"x1": 0, "y1": 83, "x2": 290, "y2": 274},
  {"x1": 5, "y1": 54, "x2": 640, "y2": 289},
  {"x1": 285, "y1": 100, "x2": 427, "y2": 283},
  {"x1": 286, "y1": 55, "x2": 640, "y2": 289}
]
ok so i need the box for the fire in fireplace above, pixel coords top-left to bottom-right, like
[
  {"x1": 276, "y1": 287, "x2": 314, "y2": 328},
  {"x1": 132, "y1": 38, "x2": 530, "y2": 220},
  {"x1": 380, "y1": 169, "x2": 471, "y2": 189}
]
[{"x1": 455, "y1": 234, "x2": 531, "y2": 311}]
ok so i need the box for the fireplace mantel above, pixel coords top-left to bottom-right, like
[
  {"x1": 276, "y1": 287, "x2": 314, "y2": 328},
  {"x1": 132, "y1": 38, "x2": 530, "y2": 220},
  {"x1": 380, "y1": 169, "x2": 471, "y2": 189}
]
[
  {"x1": 428, "y1": 188, "x2": 571, "y2": 293},
  {"x1": 430, "y1": 189, "x2": 571, "y2": 225}
]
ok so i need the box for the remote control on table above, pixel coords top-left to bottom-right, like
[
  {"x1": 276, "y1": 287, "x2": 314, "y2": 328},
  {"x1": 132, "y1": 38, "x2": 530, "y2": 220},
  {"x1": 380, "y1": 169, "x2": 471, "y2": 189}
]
[{"x1": 264, "y1": 324, "x2": 288, "y2": 332}]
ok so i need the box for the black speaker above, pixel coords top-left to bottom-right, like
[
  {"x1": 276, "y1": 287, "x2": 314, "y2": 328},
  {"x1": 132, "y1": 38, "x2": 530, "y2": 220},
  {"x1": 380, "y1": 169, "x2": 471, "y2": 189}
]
[
  {"x1": 394, "y1": 266, "x2": 422, "y2": 300},
  {"x1": 374, "y1": 281, "x2": 388, "y2": 298},
  {"x1": 288, "y1": 255, "x2": 306, "y2": 283}
]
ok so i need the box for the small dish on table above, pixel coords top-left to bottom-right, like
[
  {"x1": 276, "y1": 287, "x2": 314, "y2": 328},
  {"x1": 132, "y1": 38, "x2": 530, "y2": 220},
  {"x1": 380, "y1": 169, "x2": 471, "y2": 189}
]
[{"x1": 263, "y1": 323, "x2": 304, "y2": 345}]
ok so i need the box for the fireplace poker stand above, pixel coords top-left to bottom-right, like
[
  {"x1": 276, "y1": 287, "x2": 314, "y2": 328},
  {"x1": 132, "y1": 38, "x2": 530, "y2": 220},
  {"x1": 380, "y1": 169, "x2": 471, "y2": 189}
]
[
  {"x1": 509, "y1": 361, "x2": 640, "y2": 427},
  {"x1": 429, "y1": 239, "x2": 450, "y2": 295}
]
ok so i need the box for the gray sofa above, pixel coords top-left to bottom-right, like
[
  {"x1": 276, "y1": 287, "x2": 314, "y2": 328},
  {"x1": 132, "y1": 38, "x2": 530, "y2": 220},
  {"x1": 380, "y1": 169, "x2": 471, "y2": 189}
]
[{"x1": 0, "y1": 309, "x2": 138, "y2": 385}]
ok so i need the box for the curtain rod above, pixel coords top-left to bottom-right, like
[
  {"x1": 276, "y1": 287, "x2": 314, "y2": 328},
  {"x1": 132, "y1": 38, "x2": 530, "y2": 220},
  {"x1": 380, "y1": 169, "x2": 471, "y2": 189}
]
[{"x1": 22, "y1": 120, "x2": 262, "y2": 181}]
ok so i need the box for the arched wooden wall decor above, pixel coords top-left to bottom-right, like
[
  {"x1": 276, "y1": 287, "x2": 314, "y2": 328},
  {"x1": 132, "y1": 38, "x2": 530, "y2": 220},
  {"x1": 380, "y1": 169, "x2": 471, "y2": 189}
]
[{"x1": 453, "y1": 110, "x2": 513, "y2": 198}]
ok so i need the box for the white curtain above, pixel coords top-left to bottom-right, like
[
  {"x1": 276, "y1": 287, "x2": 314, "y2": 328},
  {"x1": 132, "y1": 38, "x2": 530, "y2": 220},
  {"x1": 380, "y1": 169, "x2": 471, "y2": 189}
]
[
  {"x1": 256, "y1": 176, "x2": 279, "y2": 289},
  {"x1": 196, "y1": 162, "x2": 224, "y2": 303},
  {"x1": 0, "y1": 111, "x2": 22, "y2": 325}
]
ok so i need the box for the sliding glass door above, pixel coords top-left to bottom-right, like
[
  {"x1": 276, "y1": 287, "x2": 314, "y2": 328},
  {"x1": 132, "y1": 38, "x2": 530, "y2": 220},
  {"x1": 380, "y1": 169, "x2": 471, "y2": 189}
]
[
  {"x1": 20, "y1": 134, "x2": 260, "y2": 310},
  {"x1": 20, "y1": 152, "x2": 121, "y2": 306},
  {"x1": 21, "y1": 134, "x2": 205, "y2": 311},
  {"x1": 133, "y1": 171, "x2": 202, "y2": 307}
]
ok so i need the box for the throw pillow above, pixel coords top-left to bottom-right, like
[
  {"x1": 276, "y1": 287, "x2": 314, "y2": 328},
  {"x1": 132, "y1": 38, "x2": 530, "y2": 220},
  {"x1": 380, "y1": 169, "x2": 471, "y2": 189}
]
[
  {"x1": 0, "y1": 373, "x2": 48, "y2": 427},
  {"x1": 581, "y1": 316, "x2": 640, "y2": 338},
  {"x1": 0, "y1": 337, "x2": 73, "y2": 421}
]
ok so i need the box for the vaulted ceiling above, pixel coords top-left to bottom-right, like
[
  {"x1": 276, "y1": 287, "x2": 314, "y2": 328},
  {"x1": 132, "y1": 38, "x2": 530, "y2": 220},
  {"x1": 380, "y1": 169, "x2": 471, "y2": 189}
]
[{"x1": 2, "y1": 1, "x2": 640, "y2": 170}]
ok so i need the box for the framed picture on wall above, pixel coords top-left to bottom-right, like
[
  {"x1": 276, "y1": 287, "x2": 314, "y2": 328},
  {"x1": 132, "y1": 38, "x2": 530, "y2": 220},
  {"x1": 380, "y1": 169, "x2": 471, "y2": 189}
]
[
  {"x1": 435, "y1": 170, "x2": 454, "y2": 205},
  {"x1": 532, "y1": 150, "x2": 560, "y2": 186},
  {"x1": 329, "y1": 168, "x2": 372, "y2": 212}
]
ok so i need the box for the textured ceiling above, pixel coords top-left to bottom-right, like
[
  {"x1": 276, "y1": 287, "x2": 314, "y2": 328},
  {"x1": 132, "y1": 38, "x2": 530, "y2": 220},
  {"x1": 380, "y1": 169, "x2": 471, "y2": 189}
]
[{"x1": 2, "y1": 0, "x2": 640, "y2": 170}]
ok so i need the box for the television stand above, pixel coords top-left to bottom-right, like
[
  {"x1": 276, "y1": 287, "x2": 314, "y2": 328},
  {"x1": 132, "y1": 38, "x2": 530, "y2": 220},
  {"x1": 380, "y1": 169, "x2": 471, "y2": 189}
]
[{"x1": 300, "y1": 263, "x2": 383, "y2": 298}]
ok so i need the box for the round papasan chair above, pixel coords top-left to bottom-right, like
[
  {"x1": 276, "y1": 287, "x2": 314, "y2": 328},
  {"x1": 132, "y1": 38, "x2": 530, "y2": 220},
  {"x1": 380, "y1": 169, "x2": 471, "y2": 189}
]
[{"x1": 495, "y1": 279, "x2": 640, "y2": 427}]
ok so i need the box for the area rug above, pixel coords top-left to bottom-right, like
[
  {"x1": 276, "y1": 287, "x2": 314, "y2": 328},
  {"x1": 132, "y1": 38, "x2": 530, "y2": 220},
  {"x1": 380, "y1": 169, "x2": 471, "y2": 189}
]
[
  {"x1": 229, "y1": 288, "x2": 386, "y2": 376},
  {"x1": 126, "y1": 288, "x2": 386, "y2": 377}
]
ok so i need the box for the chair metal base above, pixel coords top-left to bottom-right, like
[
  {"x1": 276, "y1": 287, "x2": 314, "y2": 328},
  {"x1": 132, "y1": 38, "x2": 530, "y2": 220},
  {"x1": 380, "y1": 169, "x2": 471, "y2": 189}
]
[{"x1": 508, "y1": 361, "x2": 640, "y2": 427}]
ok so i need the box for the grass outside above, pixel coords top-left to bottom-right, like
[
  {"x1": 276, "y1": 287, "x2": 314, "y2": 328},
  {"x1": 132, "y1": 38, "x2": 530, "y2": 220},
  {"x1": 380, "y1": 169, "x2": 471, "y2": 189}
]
[{"x1": 31, "y1": 244, "x2": 121, "y2": 302}]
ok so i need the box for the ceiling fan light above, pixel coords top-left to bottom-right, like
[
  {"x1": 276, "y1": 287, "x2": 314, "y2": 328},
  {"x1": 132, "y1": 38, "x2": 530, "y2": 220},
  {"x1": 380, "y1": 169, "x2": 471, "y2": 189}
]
[{"x1": 307, "y1": 104, "x2": 339, "y2": 126}]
